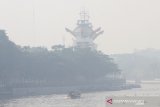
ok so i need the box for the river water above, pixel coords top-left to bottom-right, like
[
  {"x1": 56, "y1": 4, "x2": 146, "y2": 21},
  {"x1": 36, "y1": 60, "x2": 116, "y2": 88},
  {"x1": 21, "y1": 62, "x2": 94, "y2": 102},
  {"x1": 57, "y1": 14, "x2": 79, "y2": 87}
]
[{"x1": 0, "y1": 83, "x2": 160, "y2": 107}]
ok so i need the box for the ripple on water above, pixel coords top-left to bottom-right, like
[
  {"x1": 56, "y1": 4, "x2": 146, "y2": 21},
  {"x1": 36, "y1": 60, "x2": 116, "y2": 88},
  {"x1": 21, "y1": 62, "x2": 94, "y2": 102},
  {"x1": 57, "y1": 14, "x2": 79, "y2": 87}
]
[{"x1": 0, "y1": 83, "x2": 160, "y2": 107}]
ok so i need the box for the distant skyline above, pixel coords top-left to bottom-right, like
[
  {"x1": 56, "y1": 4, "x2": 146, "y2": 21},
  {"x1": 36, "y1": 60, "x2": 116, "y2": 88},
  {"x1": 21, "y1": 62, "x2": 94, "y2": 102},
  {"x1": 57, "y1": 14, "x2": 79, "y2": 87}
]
[{"x1": 0, "y1": 0, "x2": 160, "y2": 54}]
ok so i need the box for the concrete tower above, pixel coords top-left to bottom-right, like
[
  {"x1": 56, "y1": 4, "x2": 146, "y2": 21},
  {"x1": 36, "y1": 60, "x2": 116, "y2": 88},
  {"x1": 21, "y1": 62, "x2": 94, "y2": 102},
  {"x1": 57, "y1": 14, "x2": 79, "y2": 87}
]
[{"x1": 65, "y1": 11, "x2": 104, "y2": 49}]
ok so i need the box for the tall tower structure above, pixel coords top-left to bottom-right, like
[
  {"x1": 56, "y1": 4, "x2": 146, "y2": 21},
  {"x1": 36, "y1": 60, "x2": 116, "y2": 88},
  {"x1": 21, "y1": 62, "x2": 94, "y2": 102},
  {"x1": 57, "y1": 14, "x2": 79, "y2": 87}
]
[{"x1": 65, "y1": 11, "x2": 104, "y2": 49}]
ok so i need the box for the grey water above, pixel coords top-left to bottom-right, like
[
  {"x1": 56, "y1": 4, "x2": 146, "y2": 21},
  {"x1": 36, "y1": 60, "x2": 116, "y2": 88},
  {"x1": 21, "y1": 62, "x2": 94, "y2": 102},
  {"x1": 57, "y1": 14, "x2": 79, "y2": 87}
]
[{"x1": 0, "y1": 83, "x2": 160, "y2": 107}]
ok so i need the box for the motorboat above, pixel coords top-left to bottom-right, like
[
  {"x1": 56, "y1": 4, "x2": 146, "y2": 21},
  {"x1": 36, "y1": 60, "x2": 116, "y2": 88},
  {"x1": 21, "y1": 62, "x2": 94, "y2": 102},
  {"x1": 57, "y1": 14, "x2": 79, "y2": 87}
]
[{"x1": 68, "y1": 91, "x2": 81, "y2": 99}]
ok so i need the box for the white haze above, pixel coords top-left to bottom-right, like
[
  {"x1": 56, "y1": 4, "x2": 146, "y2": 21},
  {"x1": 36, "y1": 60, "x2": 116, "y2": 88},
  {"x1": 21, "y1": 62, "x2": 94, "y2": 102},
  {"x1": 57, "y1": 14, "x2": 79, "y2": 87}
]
[{"x1": 0, "y1": 0, "x2": 160, "y2": 54}]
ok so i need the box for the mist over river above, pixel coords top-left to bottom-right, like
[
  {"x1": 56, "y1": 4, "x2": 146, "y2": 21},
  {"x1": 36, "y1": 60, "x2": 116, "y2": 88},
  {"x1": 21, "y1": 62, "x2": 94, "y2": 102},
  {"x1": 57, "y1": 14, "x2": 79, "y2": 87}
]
[{"x1": 0, "y1": 82, "x2": 160, "y2": 107}]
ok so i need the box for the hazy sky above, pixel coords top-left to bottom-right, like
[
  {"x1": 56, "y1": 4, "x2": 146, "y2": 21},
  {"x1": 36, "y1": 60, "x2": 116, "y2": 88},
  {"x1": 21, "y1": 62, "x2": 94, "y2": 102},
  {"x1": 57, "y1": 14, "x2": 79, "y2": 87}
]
[{"x1": 0, "y1": 0, "x2": 160, "y2": 54}]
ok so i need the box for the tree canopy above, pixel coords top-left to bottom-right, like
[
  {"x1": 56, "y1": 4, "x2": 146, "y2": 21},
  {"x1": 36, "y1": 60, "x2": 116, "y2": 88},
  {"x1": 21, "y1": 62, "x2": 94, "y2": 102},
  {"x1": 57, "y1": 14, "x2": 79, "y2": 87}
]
[{"x1": 0, "y1": 30, "x2": 121, "y2": 87}]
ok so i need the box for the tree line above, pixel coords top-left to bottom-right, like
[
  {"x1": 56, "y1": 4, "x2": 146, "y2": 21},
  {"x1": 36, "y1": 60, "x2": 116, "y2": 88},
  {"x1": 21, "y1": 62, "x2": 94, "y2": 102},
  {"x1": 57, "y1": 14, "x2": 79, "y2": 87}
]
[{"x1": 0, "y1": 30, "x2": 121, "y2": 88}]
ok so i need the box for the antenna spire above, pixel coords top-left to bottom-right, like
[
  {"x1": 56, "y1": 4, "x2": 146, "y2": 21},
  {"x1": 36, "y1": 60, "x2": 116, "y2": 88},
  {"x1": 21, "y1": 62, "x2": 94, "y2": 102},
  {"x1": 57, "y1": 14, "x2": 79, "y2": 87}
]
[{"x1": 80, "y1": 9, "x2": 89, "y2": 21}]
